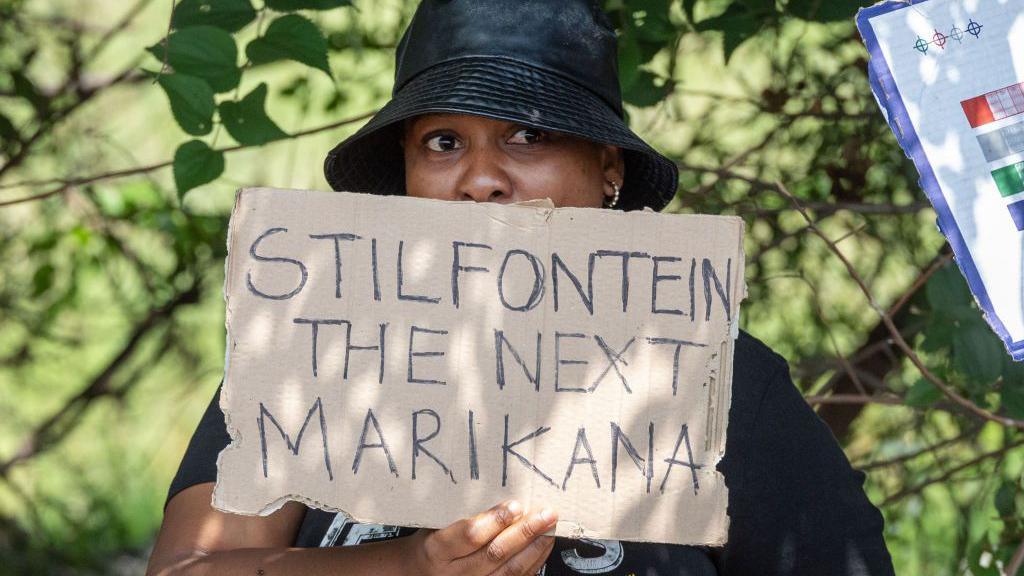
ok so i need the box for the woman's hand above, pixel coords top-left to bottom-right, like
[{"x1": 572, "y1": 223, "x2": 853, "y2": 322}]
[
  {"x1": 149, "y1": 483, "x2": 556, "y2": 576},
  {"x1": 404, "y1": 500, "x2": 557, "y2": 575}
]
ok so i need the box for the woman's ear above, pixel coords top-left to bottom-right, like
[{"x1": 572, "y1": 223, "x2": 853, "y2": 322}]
[{"x1": 600, "y1": 144, "x2": 625, "y2": 195}]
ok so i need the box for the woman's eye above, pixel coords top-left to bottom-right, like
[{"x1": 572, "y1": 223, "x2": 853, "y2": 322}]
[
  {"x1": 509, "y1": 128, "x2": 545, "y2": 145},
  {"x1": 425, "y1": 134, "x2": 461, "y2": 152}
]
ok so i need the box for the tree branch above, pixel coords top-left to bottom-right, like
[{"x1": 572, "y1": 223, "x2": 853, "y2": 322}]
[
  {"x1": 880, "y1": 439, "x2": 1024, "y2": 506},
  {"x1": 774, "y1": 181, "x2": 1024, "y2": 430},
  {"x1": 0, "y1": 110, "x2": 377, "y2": 207},
  {"x1": 855, "y1": 423, "x2": 982, "y2": 471},
  {"x1": 0, "y1": 284, "x2": 199, "y2": 478}
]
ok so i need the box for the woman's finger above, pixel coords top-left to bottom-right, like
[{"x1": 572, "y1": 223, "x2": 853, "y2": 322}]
[
  {"x1": 484, "y1": 535, "x2": 555, "y2": 576},
  {"x1": 467, "y1": 507, "x2": 557, "y2": 573},
  {"x1": 424, "y1": 500, "x2": 523, "y2": 561}
]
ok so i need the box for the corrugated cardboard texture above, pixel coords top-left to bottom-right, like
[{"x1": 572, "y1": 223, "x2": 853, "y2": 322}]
[{"x1": 214, "y1": 188, "x2": 745, "y2": 546}]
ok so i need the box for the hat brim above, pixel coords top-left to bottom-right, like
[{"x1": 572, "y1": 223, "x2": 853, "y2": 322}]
[{"x1": 324, "y1": 57, "x2": 678, "y2": 211}]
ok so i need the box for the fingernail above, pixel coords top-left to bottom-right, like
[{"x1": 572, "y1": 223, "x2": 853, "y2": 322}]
[
  {"x1": 506, "y1": 500, "x2": 522, "y2": 516},
  {"x1": 539, "y1": 508, "x2": 554, "y2": 523}
]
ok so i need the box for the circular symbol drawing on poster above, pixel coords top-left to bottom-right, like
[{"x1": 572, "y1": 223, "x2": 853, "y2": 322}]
[{"x1": 967, "y1": 19, "x2": 983, "y2": 38}]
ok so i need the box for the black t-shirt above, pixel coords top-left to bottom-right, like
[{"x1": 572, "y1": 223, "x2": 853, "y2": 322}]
[{"x1": 167, "y1": 331, "x2": 895, "y2": 575}]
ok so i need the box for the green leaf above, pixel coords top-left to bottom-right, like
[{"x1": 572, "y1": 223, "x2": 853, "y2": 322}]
[
  {"x1": 0, "y1": 112, "x2": 17, "y2": 154},
  {"x1": 0, "y1": 112, "x2": 16, "y2": 139},
  {"x1": 953, "y1": 320, "x2": 1004, "y2": 385},
  {"x1": 695, "y1": 4, "x2": 760, "y2": 63},
  {"x1": 920, "y1": 316, "x2": 954, "y2": 353},
  {"x1": 173, "y1": 140, "x2": 225, "y2": 198},
  {"x1": 628, "y1": 0, "x2": 676, "y2": 43},
  {"x1": 995, "y1": 482, "x2": 1017, "y2": 518},
  {"x1": 622, "y1": 70, "x2": 672, "y2": 108},
  {"x1": 786, "y1": 0, "x2": 872, "y2": 22},
  {"x1": 681, "y1": 0, "x2": 697, "y2": 23},
  {"x1": 618, "y1": 30, "x2": 642, "y2": 90},
  {"x1": 1001, "y1": 378, "x2": 1024, "y2": 419},
  {"x1": 926, "y1": 264, "x2": 973, "y2": 313},
  {"x1": 737, "y1": 0, "x2": 775, "y2": 15},
  {"x1": 218, "y1": 83, "x2": 288, "y2": 145},
  {"x1": 905, "y1": 378, "x2": 942, "y2": 408},
  {"x1": 31, "y1": 264, "x2": 55, "y2": 297},
  {"x1": 11, "y1": 70, "x2": 48, "y2": 115},
  {"x1": 266, "y1": 0, "x2": 351, "y2": 10},
  {"x1": 154, "y1": 73, "x2": 216, "y2": 136},
  {"x1": 147, "y1": 26, "x2": 241, "y2": 93},
  {"x1": 968, "y1": 538, "x2": 1000, "y2": 576},
  {"x1": 69, "y1": 225, "x2": 92, "y2": 246},
  {"x1": 246, "y1": 14, "x2": 332, "y2": 77},
  {"x1": 172, "y1": 0, "x2": 257, "y2": 32}
]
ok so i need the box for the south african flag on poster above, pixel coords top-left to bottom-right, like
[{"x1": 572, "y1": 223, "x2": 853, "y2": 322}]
[{"x1": 961, "y1": 82, "x2": 1024, "y2": 230}]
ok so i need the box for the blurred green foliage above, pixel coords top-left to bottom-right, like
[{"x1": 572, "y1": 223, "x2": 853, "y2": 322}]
[{"x1": 0, "y1": 0, "x2": 1022, "y2": 574}]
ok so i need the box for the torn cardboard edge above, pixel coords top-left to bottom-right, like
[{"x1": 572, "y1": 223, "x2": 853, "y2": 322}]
[{"x1": 213, "y1": 188, "x2": 745, "y2": 546}]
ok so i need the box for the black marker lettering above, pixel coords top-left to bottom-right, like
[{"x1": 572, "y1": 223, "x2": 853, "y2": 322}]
[
  {"x1": 246, "y1": 227, "x2": 307, "y2": 300},
  {"x1": 591, "y1": 335, "x2": 635, "y2": 393},
  {"x1": 610, "y1": 422, "x2": 654, "y2": 493},
  {"x1": 258, "y1": 397, "x2": 333, "y2": 480},
  {"x1": 551, "y1": 252, "x2": 595, "y2": 314},
  {"x1": 646, "y1": 337, "x2": 707, "y2": 396},
  {"x1": 651, "y1": 255, "x2": 683, "y2": 315},
  {"x1": 702, "y1": 257, "x2": 732, "y2": 322},
  {"x1": 293, "y1": 318, "x2": 348, "y2": 378},
  {"x1": 688, "y1": 257, "x2": 696, "y2": 322},
  {"x1": 309, "y1": 232, "x2": 361, "y2": 299},
  {"x1": 407, "y1": 325, "x2": 448, "y2": 385},
  {"x1": 494, "y1": 330, "x2": 542, "y2": 391},
  {"x1": 451, "y1": 241, "x2": 492, "y2": 308},
  {"x1": 468, "y1": 410, "x2": 479, "y2": 480},
  {"x1": 554, "y1": 332, "x2": 588, "y2": 393},
  {"x1": 594, "y1": 250, "x2": 650, "y2": 312},
  {"x1": 371, "y1": 238, "x2": 381, "y2": 301},
  {"x1": 498, "y1": 249, "x2": 545, "y2": 312},
  {"x1": 352, "y1": 408, "x2": 398, "y2": 477},
  {"x1": 561, "y1": 427, "x2": 600, "y2": 490},
  {"x1": 501, "y1": 414, "x2": 557, "y2": 488},
  {"x1": 345, "y1": 322, "x2": 389, "y2": 384},
  {"x1": 397, "y1": 240, "x2": 440, "y2": 303},
  {"x1": 411, "y1": 409, "x2": 456, "y2": 484},
  {"x1": 660, "y1": 423, "x2": 702, "y2": 495}
]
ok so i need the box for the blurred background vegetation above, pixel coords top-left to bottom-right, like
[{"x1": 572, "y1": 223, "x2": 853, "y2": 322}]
[{"x1": 0, "y1": 0, "x2": 1022, "y2": 573}]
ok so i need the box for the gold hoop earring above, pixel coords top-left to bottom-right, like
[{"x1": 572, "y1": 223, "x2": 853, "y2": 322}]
[{"x1": 604, "y1": 180, "x2": 621, "y2": 209}]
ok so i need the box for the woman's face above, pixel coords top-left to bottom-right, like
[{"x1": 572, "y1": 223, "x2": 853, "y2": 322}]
[{"x1": 402, "y1": 113, "x2": 624, "y2": 208}]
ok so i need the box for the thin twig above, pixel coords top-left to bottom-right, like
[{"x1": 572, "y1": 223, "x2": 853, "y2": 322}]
[
  {"x1": 804, "y1": 394, "x2": 905, "y2": 406},
  {"x1": 0, "y1": 285, "x2": 198, "y2": 478},
  {"x1": 1008, "y1": 537, "x2": 1024, "y2": 576},
  {"x1": 888, "y1": 251, "x2": 953, "y2": 315},
  {"x1": 0, "y1": 62, "x2": 141, "y2": 180},
  {"x1": 856, "y1": 423, "x2": 982, "y2": 471},
  {"x1": 158, "y1": 0, "x2": 177, "y2": 77},
  {"x1": 738, "y1": 200, "x2": 932, "y2": 217},
  {"x1": 82, "y1": 0, "x2": 155, "y2": 64},
  {"x1": 771, "y1": 272, "x2": 869, "y2": 396},
  {"x1": 880, "y1": 439, "x2": 1024, "y2": 506},
  {"x1": 774, "y1": 181, "x2": 1024, "y2": 430},
  {"x1": 0, "y1": 110, "x2": 377, "y2": 207}
]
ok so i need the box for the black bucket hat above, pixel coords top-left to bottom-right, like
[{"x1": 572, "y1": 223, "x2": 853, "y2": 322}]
[{"x1": 323, "y1": 0, "x2": 679, "y2": 211}]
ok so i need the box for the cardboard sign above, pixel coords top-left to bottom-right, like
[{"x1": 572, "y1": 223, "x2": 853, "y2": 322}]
[
  {"x1": 858, "y1": 0, "x2": 1024, "y2": 359},
  {"x1": 213, "y1": 188, "x2": 745, "y2": 546}
]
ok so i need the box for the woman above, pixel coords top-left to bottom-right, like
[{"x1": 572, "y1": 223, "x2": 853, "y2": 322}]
[{"x1": 147, "y1": 1, "x2": 895, "y2": 574}]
